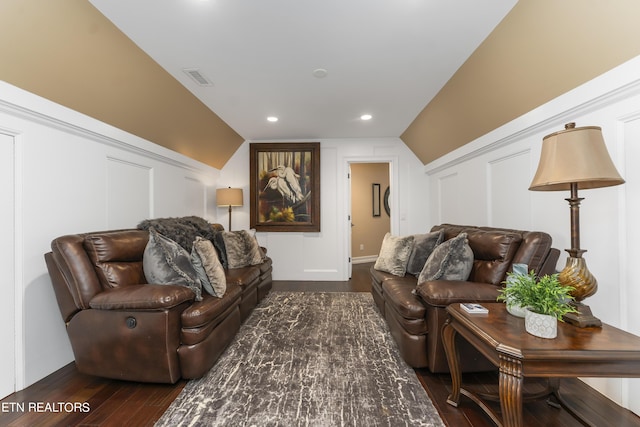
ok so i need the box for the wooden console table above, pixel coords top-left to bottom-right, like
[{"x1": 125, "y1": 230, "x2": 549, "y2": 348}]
[{"x1": 443, "y1": 302, "x2": 640, "y2": 427}]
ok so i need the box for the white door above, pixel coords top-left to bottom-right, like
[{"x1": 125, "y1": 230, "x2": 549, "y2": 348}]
[{"x1": 0, "y1": 133, "x2": 15, "y2": 398}]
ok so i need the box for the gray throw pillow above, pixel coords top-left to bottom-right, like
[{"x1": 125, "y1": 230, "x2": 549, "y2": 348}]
[
  {"x1": 191, "y1": 236, "x2": 226, "y2": 297},
  {"x1": 417, "y1": 232, "x2": 474, "y2": 283},
  {"x1": 406, "y1": 230, "x2": 444, "y2": 276},
  {"x1": 373, "y1": 233, "x2": 415, "y2": 277},
  {"x1": 222, "y1": 230, "x2": 264, "y2": 269},
  {"x1": 143, "y1": 229, "x2": 202, "y2": 301}
]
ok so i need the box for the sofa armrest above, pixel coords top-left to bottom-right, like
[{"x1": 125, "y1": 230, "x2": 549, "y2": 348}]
[
  {"x1": 416, "y1": 280, "x2": 501, "y2": 307},
  {"x1": 89, "y1": 284, "x2": 195, "y2": 310}
]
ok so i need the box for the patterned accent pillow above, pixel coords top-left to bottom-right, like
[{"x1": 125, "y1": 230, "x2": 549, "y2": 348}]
[
  {"x1": 191, "y1": 236, "x2": 226, "y2": 297},
  {"x1": 222, "y1": 230, "x2": 264, "y2": 269},
  {"x1": 417, "y1": 232, "x2": 474, "y2": 284},
  {"x1": 373, "y1": 233, "x2": 415, "y2": 277},
  {"x1": 143, "y1": 228, "x2": 202, "y2": 301},
  {"x1": 405, "y1": 230, "x2": 444, "y2": 276}
]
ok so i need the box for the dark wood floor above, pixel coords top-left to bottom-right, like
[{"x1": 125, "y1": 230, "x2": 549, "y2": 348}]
[{"x1": 2, "y1": 263, "x2": 639, "y2": 426}]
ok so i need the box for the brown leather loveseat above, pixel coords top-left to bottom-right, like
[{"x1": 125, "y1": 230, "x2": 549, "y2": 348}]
[
  {"x1": 370, "y1": 223, "x2": 560, "y2": 373},
  {"x1": 44, "y1": 221, "x2": 272, "y2": 384}
]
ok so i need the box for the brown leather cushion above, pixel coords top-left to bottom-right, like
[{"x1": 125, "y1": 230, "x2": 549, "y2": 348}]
[
  {"x1": 225, "y1": 266, "x2": 260, "y2": 287},
  {"x1": 464, "y1": 229, "x2": 522, "y2": 285},
  {"x1": 259, "y1": 257, "x2": 273, "y2": 274},
  {"x1": 83, "y1": 230, "x2": 149, "y2": 288},
  {"x1": 370, "y1": 267, "x2": 397, "y2": 286},
  {"x1": 181, "y1": 283, "x2": 242, "y2": 328},
  {"x1": 416, "y1": 280, "x2": 502, "y2": 307},
  {"x1": 382, "y1": 279, "x2": 425, "y2": 319},
  {"x1": 90, "y1": 284, "x2": 194, "y2": 310}
]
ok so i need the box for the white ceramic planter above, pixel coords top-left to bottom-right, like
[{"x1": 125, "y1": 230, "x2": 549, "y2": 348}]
[
  {"x1": 524, "y1": 308, "x2": 557, "y2": 339},
  {"x1": 506, "y1": 301, "x2": 527, "y2": 318}
]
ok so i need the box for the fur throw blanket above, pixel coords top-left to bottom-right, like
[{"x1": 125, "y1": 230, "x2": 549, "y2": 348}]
[{"x1": 137, "y1": 216, "x2": 219, "y2": 251}]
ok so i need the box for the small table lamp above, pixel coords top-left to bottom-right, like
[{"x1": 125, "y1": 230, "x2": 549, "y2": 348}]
[
  {"x1": 529, "y1": 122, "x2": 624, "y2": 327},
  {"x1": 216, "y1": 187, "x2": 243, "y2": 231}
]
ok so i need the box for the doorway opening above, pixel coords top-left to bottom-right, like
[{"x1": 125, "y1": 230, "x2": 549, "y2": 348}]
[{"x1": 349, "y1": 162, "x2": 390, "y2": 271}]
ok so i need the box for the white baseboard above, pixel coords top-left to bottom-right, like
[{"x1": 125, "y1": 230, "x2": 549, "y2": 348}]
[{"x1": 352, "y1": 255, "x2": 378, "y2": 264}]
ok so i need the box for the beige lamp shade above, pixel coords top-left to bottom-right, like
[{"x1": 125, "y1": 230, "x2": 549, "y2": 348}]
[
  {"x1": 529, "y1": 123, "x2": 624, "y2": 191},
  {"x1": 216, "y1": 187, "x2": 243, "y2": 206}
]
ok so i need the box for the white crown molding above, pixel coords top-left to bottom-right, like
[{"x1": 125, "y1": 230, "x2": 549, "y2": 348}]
[{"x1": 0, "y1": 82, "x2": 217, "y2": 174}]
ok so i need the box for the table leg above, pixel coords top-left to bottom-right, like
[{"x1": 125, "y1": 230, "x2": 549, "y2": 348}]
[
  {"x1": 548, "y1": 378, "x2": 596, "y2": 426},
  {"x1": 499, "y1": 354, "x2": 524, "y2": 427},
  {"x1": 442, "y1": 320, "x2": 462, "y2": 407}
]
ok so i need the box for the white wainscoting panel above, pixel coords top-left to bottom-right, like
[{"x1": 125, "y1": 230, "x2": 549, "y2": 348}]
[
  {"x1": 487, "y1": 150, "x2": 531, "y2": 229},
  {"x1": 182, "y1": 176, "x2": 207, "y2": 219},
  {"x1": 106, "y1": 157, "x2": 152, "y2": 229},
  {"x1": 436, "y1": 172, "x2": 460, "y2": 224}
]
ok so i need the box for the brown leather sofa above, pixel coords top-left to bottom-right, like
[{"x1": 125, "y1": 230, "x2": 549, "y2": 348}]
[
  {"x1": 370, "y1": 223, "x2": 560, "y2": 373},
  {"x1": 44, "y1": 224, "x2": 272, "y2": 384}
]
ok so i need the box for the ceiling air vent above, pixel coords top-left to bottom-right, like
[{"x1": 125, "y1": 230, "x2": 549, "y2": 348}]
[{"x1": 182, "y1": 68, "x2": 213, "y2": 86}]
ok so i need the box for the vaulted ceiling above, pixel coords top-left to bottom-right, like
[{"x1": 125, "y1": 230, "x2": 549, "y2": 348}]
[
  {"x1": 2, "y1": 1, "x2": 640, "y2": 169},
  {"x1": 87, "y1": 0, "x2": 516, "y2": 143}
]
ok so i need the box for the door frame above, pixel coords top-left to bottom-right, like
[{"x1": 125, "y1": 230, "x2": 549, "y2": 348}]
[{"x1": 344, "y1": 156, "x2": 399, "y2": 279}]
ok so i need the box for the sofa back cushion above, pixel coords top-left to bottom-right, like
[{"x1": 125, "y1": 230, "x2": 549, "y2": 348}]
[
  {"x1": 431, "y1": 224, "x2": 555, "y2": 286},
  {"x1": 84, "y1": 230, "x2": 149, "y2": 289},
  {"x1": 465, "y1": 229, "x2": 522, "y2": 285},
  {"x1": 509, "y1": 231, "x2": 553, "y2": 274}
]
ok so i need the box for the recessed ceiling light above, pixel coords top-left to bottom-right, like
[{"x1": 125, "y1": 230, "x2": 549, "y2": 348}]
[
  {"x1": 267, "y1": 116, "x2": 278, "y2": 122},
  {"x1": 360, "y1": 114, "x2": 372, "y2": 121},
  {"x1": 313, "y1": 68, "x2": 328, "y2": 78}
]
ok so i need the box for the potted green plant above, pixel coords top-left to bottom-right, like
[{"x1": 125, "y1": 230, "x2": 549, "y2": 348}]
[{"x1": 497, "y1": 271, "x2": 577, "y2": 338}]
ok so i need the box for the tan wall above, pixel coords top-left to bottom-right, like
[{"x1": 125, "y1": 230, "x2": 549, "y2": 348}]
[
  {"x1": 402, "y1": 0, "x2": 640, "y2": 165},
  {"x1": 351, "y1": 163, "x2": 390, "y2": 258}
]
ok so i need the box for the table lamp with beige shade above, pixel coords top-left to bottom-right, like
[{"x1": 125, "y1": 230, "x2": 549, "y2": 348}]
[
  {"x1": 529, "y1": 122, "x2": 625, "y2": 327},
  {"x1": 216, "y1": 187, "x2": 243, "y2": 231}
]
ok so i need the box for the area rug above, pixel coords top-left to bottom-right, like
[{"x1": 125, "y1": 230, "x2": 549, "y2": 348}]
[{"x1": 156, "y1": 292, "x2": 445, "y2": 427}]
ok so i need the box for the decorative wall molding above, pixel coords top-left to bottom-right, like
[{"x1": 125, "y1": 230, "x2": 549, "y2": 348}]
[{"x1": 0, "y1": 84, "x2": 212, "y2": 174}]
